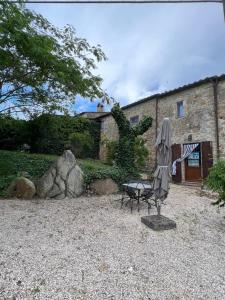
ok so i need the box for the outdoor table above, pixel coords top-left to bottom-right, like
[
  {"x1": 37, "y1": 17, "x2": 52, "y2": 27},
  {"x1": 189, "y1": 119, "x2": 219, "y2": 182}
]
[{"x1": 122, "y1": 182, "x2": 152, "y2": 212}]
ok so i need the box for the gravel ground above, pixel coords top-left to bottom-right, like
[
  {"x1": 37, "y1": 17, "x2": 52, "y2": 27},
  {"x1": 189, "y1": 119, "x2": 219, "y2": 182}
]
[{"x1": 1, "y1": 184, "x2": 225, "y2": 300}]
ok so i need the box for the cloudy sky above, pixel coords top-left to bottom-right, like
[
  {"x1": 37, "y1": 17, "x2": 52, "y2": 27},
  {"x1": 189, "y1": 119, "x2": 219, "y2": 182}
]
[{"x1": 28, "y1": 2, "x2": 225, "y2": 113}]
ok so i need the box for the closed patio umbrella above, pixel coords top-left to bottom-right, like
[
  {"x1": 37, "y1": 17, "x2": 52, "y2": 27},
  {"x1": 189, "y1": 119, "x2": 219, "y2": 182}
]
[{"x1": 153, "y1": 118, "x2": 172, "y2": 215}]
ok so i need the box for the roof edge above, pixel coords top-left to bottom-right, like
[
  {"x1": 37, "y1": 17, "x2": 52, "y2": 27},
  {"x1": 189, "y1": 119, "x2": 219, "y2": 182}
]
[{"x1": 95, "y1": 74, "x2": 225, "y2": 119}]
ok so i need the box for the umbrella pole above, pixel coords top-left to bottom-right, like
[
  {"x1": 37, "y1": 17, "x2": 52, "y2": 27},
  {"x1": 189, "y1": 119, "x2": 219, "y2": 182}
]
[{"x1": 156, "y1": 199, "x2": 161, "y2": 216}]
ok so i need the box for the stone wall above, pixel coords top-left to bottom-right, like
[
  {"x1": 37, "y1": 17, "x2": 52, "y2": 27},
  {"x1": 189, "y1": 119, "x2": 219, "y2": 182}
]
[
  {"x1": 218, "y1": 80, "x2": 225, "y2": 159},
  {"x1": 99, "y1": 78, "x2": 225, "y2": 174},
  {"x1": 157, "y1": 82, "x2": 217, "y2": 181}
]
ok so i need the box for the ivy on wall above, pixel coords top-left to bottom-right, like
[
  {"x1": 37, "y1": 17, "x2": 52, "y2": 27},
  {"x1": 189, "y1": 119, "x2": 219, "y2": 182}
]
[{"x1": 111, "y1": 103, "x2": 153, "y2": 175}]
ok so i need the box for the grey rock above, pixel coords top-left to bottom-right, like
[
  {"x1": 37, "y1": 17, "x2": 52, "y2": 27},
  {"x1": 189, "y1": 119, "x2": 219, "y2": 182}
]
[
  {"x1": 90, "y1": 178, "x2": 118, "y2": 195},
  {"x1": 36, "y1": 150, "x2": 84, "y2": 199},
  {"x1": 7, "y1": 177, "x2": 36, "y2": 200}
]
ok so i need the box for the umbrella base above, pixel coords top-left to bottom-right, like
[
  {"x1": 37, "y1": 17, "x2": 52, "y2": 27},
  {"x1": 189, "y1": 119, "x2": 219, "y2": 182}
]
[{"x1": 141, "y1": 215, "x2": 176, "y2": 231}]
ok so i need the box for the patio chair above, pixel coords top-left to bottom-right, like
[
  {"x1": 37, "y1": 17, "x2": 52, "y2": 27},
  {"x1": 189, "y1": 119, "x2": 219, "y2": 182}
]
[
  {"x1": 121, "y1": 180, "x2": 153, "y2": 213},
  {"x1": 121, "y1": 185, "x2": 139, "y2": 213}
]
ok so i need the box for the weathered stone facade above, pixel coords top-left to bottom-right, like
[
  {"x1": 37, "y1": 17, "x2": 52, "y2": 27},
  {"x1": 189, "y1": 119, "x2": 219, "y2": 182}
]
[{"x1": 98, "y1": 75, "x2": 225, "y2": 181}]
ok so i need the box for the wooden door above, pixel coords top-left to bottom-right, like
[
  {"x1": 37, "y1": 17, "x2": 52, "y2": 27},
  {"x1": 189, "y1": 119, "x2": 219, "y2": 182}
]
[
  {"x1": 185, "y1": 144, "x2": 201, "y2": 181},
  {"x1": 172, "y1": 144, "x2": 182, "y2": 183}
]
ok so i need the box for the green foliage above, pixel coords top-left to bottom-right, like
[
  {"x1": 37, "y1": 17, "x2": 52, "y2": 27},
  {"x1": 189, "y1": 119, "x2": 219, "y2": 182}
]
[
  {"x1": 79, "y1": 159, "x2": 130, "y2": 187},
  {"x1": 101, "y1": 137, "x2": 118, "y2": 165},
  {"x1": 70, "y1": 131, "x2": 94, "y2": 159},
  {"x1": 0, "y1": 116, "x2": 30, "y2": 150},
  {"x1": 206, "y1": 160, "x2": 225, "y2": 207},
  {"x1": 0, "y1": 150, "x2": 56, "y2": 197},
  {"x1": 102, "y1": 136, "x2": 149, "y2": 169},
  {"x1": 29, "y1": 114, "x2": 100, "y2": 157},
  {"x1": 0, "y1": 1, "x2": 110, "y2": 117},
  {"x1": 134, "y1": 137, "x2": 149, "y2": 168},
  {"x1": 111, "y1": 103, "x2": 152, "y2": 175},
  {"x1": 0, "y1": 114, "x2": 100, "y2": 157}
]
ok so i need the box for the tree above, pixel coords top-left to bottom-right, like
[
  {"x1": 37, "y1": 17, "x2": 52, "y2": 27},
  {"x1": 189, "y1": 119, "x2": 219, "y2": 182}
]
[
  {"x1": 0, "y1": 1, "x2": 110, "y2": 117},
  {"x1": 111, "y1": 103, "x2": 152, "y2": 174}
]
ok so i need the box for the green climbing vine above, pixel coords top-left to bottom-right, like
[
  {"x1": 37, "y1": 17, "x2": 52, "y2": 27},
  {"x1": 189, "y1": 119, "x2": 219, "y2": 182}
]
[{"x1": 111, "y1": 103, "x2": 153, "y2": 175}]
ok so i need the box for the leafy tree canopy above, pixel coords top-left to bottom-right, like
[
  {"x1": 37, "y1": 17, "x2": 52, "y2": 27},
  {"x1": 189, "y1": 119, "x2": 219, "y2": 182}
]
[{"x1": 0, "y1": 1, "x2": 110, "y2": 117}]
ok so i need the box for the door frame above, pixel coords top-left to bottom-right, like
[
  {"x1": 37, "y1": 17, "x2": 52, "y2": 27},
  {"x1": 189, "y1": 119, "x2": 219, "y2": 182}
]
[{"x1": 184, "y1": 143, "x2": 202, "y2": 182}]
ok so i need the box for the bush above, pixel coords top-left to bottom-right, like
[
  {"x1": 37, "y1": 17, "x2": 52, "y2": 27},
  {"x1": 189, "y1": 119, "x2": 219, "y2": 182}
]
[
  {"x1": 79, "y1": 159, "x2": 131, "y2": 188},
  {"x1": 70, "y1": 131, "x2": 94, "y2": 159},
  {"x1": 101, "y1": 138, "x2": 118, "y2": 165},
  {"x1": 205, "y1": 160, "x2": 225, "y2": 207},
  {"x1": 102, "y1": 136, "x2": 149, "y2": 169},
  {"x1": 0, "y1": 116, "x2": 30, "y2": 150},
  {"x1": 29, "y1": 114, "x2": 100, "y2": 157}
]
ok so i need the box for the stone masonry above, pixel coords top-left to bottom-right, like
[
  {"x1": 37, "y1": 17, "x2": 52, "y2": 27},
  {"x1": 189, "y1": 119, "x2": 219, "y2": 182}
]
[{"x1": 99, "y1": 75, "x2": 225, "y2": 179}]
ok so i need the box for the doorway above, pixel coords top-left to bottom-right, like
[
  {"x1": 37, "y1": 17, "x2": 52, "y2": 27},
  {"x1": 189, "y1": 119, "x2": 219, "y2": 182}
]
[{"x1": 184, "y1": 143, "x2": 202, "y2": 181}]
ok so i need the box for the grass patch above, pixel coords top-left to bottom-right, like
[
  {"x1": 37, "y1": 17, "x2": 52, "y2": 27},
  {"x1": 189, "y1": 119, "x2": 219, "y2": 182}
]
[
  {"x1": 0, "y1": 150, "x2": 57, "y2": 197},
  {"x1": 0, "y1": 151, "x2": 130, "y2": 197}
]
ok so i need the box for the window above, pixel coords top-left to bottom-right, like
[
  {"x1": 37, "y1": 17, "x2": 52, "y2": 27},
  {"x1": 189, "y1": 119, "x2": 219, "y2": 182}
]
[
  {"x1": 130, "y1": 115, "x2": 139, "y2": 125},
  {"x1": 177, "y1": 101, "x2": 184, "y2": 118},
  {"x1": 186, "y1": 144, "x2": 201, "y2": 167}
]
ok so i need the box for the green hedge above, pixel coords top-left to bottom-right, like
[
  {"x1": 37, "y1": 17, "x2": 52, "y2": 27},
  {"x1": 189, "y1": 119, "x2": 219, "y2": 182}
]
[
  {"x1": 29, "y1": 114, "x2": 100, "y2": 157},
  {"x1": 0, "y1": 116, "x2": 30, "y2": 150},
  {"x1": 0, "y1": 114, "x2": 101, "y2": 158}
]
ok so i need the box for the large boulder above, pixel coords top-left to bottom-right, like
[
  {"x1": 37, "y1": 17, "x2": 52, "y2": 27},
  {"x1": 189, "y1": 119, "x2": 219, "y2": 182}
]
[
  {"x1": 90, "y1": 178, "x2": 118, "y2": 195},
  {"x1": 8, "y1": 177, "x2": 36, "y2": 200},
  {"x1": 36, "y1": 150, "x2": 84, "y2": 199}
]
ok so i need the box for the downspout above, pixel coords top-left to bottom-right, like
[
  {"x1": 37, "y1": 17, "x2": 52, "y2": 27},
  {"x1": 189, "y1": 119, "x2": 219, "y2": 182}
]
[
  {"x1": 211, "y1": 78, "x2": 220, "y2": 160},
  {"x1": 155, "y1": 96, "x2": 159, "y2": 167}
]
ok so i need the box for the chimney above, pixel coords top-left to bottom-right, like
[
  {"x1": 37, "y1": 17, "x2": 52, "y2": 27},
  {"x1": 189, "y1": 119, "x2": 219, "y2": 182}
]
[{"x1": 97, "y1": 103, "x2": 104, "y2": 113}]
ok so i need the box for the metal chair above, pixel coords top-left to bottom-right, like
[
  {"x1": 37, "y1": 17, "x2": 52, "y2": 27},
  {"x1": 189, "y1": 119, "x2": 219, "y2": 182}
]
[{"x1": 121, "y1": 180, "x2": 153, "y2": 213}]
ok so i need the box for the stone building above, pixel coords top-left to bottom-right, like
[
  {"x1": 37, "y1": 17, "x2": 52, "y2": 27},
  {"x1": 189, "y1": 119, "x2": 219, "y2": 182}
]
[
  {"x1": 94, "y1": 74, "x2": 225, "y2": 184},
  {"x1": 79, "y1": 103, "x2": 108, "y2": 120}
]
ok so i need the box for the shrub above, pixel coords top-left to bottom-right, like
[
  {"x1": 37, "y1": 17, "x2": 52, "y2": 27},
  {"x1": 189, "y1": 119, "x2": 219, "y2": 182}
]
[
  {"x1": 0, "y1": 116, "x2": 30, "y2": 150},
  {"x1": 102, "y1": 136, "x2": 149, "y2": 169},
  {"x1": 79, "y1": 159, "x2": 132, "y2": 188},
  {"x1": 29, "y1": 114, "x2": 100, "y2": 157},
  {"x1": 101, "y1": 138, "x2": 118, "y2": 165},
  {"x1": 205, "y1": 160, "x2": 225, "y2": 207},
  {"x1": 70, "y1": 131, "x2": 94, "y2": 159}
]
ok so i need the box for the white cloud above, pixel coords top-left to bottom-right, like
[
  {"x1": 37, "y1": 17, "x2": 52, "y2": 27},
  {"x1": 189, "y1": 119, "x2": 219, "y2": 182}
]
[{"x1": 28, "y1": 2, "x2": 225, "y2": 111}]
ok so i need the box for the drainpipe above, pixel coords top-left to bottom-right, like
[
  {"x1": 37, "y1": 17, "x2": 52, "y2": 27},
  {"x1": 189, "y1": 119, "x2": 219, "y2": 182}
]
[
  {"x1": 155, "y1": 96, "x2": 159, "y2": 167},
  {"x1": 211, "y1": 78, "x2": 220, "y2": 160}
]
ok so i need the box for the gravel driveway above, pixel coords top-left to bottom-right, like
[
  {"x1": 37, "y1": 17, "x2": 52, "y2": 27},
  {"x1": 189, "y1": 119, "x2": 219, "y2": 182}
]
[{"x1": 0, "y1": 184, "x2": 225, "y2": 300}]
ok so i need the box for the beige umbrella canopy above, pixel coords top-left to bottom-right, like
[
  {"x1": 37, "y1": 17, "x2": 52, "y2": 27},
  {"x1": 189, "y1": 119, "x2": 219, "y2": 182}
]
[{"x1": 153, "y1": 118, "x2": 172, "y2": 215}]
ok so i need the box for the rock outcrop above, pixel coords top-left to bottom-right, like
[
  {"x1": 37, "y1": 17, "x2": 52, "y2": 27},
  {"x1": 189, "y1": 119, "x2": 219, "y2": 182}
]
[
  {"x1": 8, "y1": 177, "x2": 36, "y2": 200},
  {"x1": 90, "y1": 178, "x2": 118, "y2": 195},
  {"x1": 36, "y1": 150, "x2": 84, "y2": 199}
]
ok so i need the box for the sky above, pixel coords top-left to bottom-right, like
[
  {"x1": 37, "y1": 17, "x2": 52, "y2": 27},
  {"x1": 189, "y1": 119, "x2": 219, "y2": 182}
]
[{"x1": 28, "y1": 2, "x2": 225, "y2": 113}]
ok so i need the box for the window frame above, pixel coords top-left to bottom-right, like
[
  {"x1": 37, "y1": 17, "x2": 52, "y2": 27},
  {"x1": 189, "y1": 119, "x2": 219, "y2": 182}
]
[
  {"x1": 130, "y1": 115, "x2": 139, "y2": 125},
  {"x1": 177, "y1": 101, "x2": 184, "y2": 118}
]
